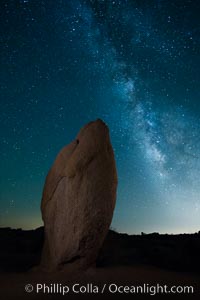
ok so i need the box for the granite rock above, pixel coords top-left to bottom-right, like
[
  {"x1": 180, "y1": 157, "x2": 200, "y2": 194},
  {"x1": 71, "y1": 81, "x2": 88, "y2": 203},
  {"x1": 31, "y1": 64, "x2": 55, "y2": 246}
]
[{"x1": 41, "y1": 119, "x2": 117, "y2": 271}]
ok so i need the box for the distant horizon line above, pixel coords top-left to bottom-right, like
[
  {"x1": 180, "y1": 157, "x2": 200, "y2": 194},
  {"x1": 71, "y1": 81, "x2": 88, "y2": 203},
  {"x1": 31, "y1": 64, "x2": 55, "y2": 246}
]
[{"x1": 0, "y1": 225, "x2": 199, "y2": 236}]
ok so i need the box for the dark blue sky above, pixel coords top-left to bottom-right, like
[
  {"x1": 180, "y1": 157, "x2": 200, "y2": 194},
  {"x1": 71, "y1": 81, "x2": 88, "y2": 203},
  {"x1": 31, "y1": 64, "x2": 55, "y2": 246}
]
[{"x1": 1, "y1": 0, "x2": 200, "y2": 233}]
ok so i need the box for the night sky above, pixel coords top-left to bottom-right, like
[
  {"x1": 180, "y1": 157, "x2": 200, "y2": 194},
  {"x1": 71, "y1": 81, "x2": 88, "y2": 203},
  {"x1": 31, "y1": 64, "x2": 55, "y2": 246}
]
[{"x1": 1, "y1": 0, "x2": 200, "y2": 234}]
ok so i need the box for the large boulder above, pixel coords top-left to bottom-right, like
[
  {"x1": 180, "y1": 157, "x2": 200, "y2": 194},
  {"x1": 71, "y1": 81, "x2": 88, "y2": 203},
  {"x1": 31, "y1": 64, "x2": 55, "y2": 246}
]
[{"x1": 40, "y1": 119, "x2": 117, "y2": 271}]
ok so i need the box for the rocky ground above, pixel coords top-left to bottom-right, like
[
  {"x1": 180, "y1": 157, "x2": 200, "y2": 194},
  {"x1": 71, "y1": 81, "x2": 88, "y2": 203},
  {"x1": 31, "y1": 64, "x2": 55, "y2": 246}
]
[{"x1": 0, "y1": 227, "x2": 200, "y2": 299}]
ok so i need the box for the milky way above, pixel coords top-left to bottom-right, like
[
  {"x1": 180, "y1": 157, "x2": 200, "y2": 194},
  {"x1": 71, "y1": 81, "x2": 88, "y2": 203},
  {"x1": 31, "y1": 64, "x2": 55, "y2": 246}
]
[{"x1": 0, "y1": 0, "x2": 199, "y2": 233}]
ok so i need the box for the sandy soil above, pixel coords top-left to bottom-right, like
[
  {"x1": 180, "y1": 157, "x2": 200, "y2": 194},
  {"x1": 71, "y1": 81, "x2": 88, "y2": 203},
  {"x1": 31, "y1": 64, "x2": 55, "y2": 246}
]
[{"x1": 1, "y1": 265, "x2": 199, "y2": 300}]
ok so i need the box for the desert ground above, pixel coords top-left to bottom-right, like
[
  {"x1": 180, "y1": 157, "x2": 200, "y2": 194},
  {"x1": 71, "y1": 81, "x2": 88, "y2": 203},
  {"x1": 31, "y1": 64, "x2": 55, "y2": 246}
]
[{"x1": 0, "y1": 227, "x2": 199, "y2": 299}]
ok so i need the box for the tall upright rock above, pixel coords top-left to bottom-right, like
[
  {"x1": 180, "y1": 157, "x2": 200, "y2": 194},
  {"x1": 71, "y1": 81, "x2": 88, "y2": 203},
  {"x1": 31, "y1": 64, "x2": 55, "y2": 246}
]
[{"x1": 40, "y1": 119, "x2": 117, "y2": 271}]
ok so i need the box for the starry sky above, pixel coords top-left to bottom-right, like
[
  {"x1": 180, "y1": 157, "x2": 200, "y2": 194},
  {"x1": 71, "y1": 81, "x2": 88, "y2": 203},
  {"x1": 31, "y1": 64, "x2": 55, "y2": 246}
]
[{"x1": 1, "y1": 0, "x2": 200, "y2": 234}]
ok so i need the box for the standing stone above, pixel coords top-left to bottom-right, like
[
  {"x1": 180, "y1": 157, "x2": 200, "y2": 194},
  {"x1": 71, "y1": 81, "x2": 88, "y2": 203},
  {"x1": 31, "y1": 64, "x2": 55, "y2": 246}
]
[{"x1": 40, "y1": 119, "x2": 117, "y2": 271}]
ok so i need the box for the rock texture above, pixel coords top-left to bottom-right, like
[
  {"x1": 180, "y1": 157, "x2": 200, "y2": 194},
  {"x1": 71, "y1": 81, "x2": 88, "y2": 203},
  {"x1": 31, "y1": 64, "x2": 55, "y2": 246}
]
[{"x1": 40, "y1": 119, "x2": 117, "y2": 271}]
